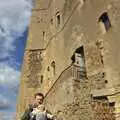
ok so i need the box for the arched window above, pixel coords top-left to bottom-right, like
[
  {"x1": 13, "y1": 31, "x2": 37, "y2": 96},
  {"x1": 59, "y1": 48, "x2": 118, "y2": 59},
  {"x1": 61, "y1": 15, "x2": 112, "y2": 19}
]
[
  {"x1": 71, "y1": 46, "x2": 85, "y2": 67},
  {"x1": 98, "y1": 12, "x2": 111, "y2": 34}
]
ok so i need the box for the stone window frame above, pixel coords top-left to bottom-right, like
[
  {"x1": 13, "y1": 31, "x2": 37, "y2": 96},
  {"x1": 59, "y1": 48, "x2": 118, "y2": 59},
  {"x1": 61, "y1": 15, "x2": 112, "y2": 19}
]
[{"x1": 98, "y1": 12, "x2": 111, "y2": 34}]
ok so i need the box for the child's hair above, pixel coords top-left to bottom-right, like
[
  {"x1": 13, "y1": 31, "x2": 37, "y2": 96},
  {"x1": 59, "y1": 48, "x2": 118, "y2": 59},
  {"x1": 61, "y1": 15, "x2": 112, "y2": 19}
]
[{"x1": 38, "y1": 104, "x2": 45, "y2": 111}]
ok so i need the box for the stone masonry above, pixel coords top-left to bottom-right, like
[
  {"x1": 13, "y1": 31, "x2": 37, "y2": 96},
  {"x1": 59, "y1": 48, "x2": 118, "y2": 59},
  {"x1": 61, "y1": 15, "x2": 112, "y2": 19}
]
[{"x1": 16, "y1": 0, "x2": 120, "y2": 120}]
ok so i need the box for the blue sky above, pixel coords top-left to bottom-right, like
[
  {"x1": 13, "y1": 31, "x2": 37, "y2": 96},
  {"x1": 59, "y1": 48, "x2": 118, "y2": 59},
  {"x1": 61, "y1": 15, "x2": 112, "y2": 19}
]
[{"x1": 0, "y1": 0, "x2": 32, "y2": 119}]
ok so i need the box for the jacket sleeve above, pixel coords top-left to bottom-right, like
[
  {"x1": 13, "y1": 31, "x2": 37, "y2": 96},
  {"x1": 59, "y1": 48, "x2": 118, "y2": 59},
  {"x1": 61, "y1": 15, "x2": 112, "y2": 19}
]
[{"x1": 21, "y1": 105, "x2": 33, "y2": 120}]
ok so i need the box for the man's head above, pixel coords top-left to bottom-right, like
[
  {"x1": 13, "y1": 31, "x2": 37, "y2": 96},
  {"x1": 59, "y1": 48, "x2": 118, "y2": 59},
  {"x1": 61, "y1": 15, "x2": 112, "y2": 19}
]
[{"x1": 34, "y1": 93, "x2": 44, "y2": 107}]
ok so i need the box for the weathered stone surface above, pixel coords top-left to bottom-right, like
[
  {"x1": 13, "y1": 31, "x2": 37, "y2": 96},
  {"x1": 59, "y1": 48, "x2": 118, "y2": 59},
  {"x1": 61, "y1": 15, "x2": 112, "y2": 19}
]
[
  {"x1": 16, "y1": 0, "x2": 120, "y2": 120},
  {"x1": 44, "y1": 65, "x2": 92, "y2": 120}
]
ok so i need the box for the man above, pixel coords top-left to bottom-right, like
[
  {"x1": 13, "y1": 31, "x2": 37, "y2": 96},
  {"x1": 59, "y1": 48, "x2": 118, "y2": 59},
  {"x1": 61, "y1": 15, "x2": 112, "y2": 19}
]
[{"x1": 21, "y1": 93, "x2": 55, "y2": 120}]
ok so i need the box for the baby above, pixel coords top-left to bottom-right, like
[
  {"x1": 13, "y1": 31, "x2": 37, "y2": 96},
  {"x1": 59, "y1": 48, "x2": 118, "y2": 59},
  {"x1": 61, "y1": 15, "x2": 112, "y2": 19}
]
[{"x1": 31, "y1": 104, "x2": 54, "y2": 120}]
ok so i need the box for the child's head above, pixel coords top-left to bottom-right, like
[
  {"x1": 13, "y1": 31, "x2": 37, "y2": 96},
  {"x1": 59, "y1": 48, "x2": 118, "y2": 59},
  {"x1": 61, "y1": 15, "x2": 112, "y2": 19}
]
[{"x1": 37, "y1": 104, "x2": 45, "y2": 112}]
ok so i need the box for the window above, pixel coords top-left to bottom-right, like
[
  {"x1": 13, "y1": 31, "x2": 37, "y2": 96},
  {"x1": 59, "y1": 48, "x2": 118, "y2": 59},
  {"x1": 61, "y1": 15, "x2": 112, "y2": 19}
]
[
  {"x1": 47, "y1": 66, "x2": 50, "y2": 71},
  {"x1": 51, "y1": 18, "x2": 53, "y2": 25},
  {"x1": 40, "y1": 75, "x2": 43, "y2": 84},
  {"x1": 71, "y1": 46, "x2": 86, "y2": 78},
  {"x1": 98, "y1": 12, "x2": 111, "y2": 33},
  {"x1": 51, "y1": 61, "x2": 56, "y2": 75},
  {"x1": 71, "y1": 46, "x2": 85, "y2": 67},
  {"x1": 56, "y1": 12, "x2": 61, "y2": 27},
  {"x1": 43, "y1": 31, "x2": 45, "y2": 41},
  {"x1": 43, "y1": 31, "x2": 45, "y2": 37}
]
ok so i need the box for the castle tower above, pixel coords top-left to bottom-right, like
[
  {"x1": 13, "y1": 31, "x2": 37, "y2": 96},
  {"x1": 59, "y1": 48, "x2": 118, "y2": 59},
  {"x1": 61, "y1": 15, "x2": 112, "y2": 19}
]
[
  {"x1": 17, "y1": 0, "x2": 120, "y2": 120},
  {"x1": 16, "y1": 0, "x2": 51, "y2": 118}
]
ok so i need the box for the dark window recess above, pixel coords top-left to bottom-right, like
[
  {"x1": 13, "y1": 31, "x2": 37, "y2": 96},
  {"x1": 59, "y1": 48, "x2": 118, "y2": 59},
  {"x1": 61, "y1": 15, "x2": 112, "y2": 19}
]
[
  {"x1": 51, "y1": 61, "x2": 56, "y2": 75},
  {"x1": 99, "y1": 12, "x2": 111, "y2": 31},
  {"x1": 47, "y1": 66, "x2": 50, "y2": 71},
  {"x1": 71, "y1": 46, "x2": 86, "y2": 78},
  {"x1": 51, "y1": 61, "x2": 55, "y2": 68},
  {"x1": 40, "y1": 75, "x2": 43, "y2": 84},
  {"x1": 56, "y1": 12, "x2": 60, "y2": 26},
  {"x1": 102, "y1": 72, "x2": 105, "y2": 78},
  {"x1": 93, "y1": 96, "x2": 108, "y2": 101},
  {"x1": 43, "y1": 31, "x2": 45, "y2": 37},
  {"x1": 71, "y1": 46, "x2": 85, "y2": 66},
  {"x1": 100, "y1": 55, "x2": 104, "y2": 64},
  {"x1": 109, "y1": 102, "x2": 115, "y2": 107},
  {"x1": 105, "y1": 80, "x2": 108, "y2": 84},
  {"x1": 43, "y1": 31, "x2": 45, "y2": 41}
]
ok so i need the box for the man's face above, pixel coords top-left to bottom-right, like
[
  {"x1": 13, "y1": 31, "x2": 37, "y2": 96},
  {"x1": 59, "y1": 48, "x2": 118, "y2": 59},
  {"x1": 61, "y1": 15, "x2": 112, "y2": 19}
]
[{"x1": 34, "y1": 95, "x2": 44, "y2": 106}]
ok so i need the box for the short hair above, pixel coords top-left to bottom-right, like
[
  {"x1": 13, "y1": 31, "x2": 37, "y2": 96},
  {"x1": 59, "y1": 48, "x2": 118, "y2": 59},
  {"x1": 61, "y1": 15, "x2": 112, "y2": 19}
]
[{"x1": 34, "y1": 92, "x2": 44, "y2": 99}]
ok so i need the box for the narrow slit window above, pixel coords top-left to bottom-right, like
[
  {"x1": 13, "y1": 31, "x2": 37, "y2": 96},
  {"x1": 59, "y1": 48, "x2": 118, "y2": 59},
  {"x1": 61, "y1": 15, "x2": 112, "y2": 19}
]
[
  {"x1": 40, "y1": 75, "x2": 43, "y2": 84},
  {"x1": 51, "y1": 61, "x2": 56, "y2": 75},
  {"x1": 56, "y1": 12, "x2": 61, "y2": 27},
  {"x1": 43, "y1": 31, "x2": 45, "y2": 37},
  {"x1": 99, "y1": 12, "x2": 111, "y2": 33},
  {"x1": 43, "y1": 31, "x2": 45, "y2": 41}
]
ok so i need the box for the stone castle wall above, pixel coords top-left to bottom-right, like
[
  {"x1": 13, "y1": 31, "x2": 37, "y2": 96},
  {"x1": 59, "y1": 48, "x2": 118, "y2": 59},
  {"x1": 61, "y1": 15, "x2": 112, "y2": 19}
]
[
  {"x1": 44, "y1": 65, "x2": 92, "y2": 120},
  {"x1": 16, "y1": 0, "x2": 120, "y2": 120}
]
